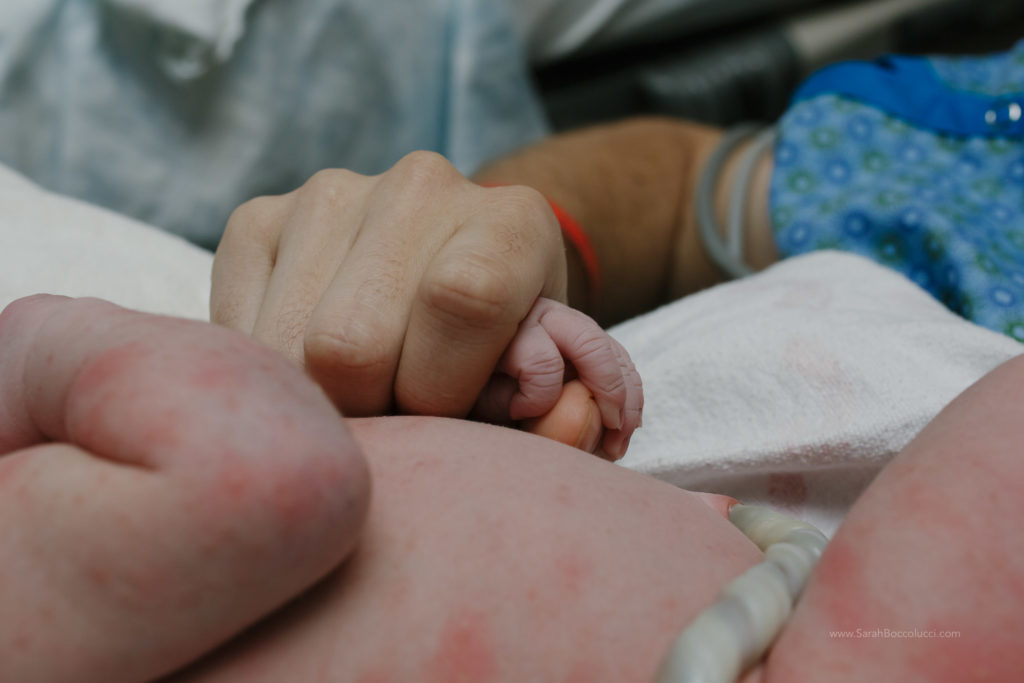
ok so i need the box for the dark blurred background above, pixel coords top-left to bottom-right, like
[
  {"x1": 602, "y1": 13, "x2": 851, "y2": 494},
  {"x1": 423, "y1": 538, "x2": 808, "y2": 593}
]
[{"x1": 523, "y1": 0, "x2": 1024, "y2": 132}]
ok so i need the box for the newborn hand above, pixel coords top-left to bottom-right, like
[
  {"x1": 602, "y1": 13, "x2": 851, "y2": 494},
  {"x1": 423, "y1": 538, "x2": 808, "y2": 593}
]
[
  {"x1": 472, "y1": 298, "x2": 642, "y2": 460},
  {"x1": 0, "y1": 295, "x2": 369, "y2": 683},
  {"x1": 211, "y1": 152, "x2": 567, "y2": 419}
]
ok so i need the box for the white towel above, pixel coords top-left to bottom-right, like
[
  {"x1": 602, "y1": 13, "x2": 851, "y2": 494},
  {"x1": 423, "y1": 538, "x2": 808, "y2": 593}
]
[
  {"x1": 611, "y1": 251, "x2": 1024, "y2": 536},
  {"x1": 0, "y1": 164, "x2": 212, "y2": 320}
]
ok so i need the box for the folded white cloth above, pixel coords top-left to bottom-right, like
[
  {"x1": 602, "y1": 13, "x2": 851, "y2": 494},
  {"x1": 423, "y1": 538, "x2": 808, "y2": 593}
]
[
  {"x1": 0, "y1": 164, "x2": 212, "y2": 320},
  {"x1": 611, "y1": 251, "x2": 1024, "y2": 536}
]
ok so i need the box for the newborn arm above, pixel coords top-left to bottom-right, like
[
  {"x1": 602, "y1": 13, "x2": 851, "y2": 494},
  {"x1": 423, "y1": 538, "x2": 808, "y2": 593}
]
[
  {"x1": 758, "y1": 355, "x2": 1024, "y2": 681},
  {"x1": 0, "y1": 296, "x2": 369, "y2": 683}
]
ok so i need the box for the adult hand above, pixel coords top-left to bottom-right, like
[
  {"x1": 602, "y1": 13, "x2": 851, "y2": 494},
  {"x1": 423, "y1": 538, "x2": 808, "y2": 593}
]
[{"x1": 211, "y1": 152, "x2": 568, "y2": 419}]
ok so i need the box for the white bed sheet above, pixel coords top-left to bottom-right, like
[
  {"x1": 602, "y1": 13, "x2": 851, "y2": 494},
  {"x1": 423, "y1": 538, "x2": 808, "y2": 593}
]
[
  {"x1": 612, "y1": 252, "x2": 1024, "y2": 536},
  {"x1": 0, "y1": 164, "x2": 212, "y2": 320}
]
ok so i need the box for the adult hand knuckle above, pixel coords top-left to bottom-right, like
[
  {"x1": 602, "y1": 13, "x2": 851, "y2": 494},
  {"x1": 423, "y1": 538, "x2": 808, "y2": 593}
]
[
  {"x1": 486, "y1": 186, "x2": 561, "y2": 257},
  {"x1": 304, "y1": 323, "x2": 391, "y2": 375},
  {"x1": 497, "y1": 185, "x2": 555, "y2": 228},
  {"x1": 224, "y1": 195, "x2": 283, "y2": 243},
  {"x1": 391, "y1": 151, "x2": 457, "y2": 191},
  {"x1": 422, "y1": 257, "x2": 515, "y2": 328},
  {"x1": 209, "y1": 297, "x2": 244, "y2": 327},
  {"x1": 298, "y1": 168, "x2": 365, "y2": 210},
  {"x1": 497, "y1": 185, "x2": 550, "y2": 221},
  {"x1": 302, "y1": 168, "x2": 350, "y2": 194}
]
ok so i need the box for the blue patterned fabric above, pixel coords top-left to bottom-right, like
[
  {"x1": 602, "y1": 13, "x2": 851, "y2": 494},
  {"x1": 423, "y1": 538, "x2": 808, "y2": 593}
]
[
  {"x1": 0, "y1": 0, "x2": 548, "y2": 248},
  {"x1": 771, "y1": 41, "x2": 1024, "y2": 341}
]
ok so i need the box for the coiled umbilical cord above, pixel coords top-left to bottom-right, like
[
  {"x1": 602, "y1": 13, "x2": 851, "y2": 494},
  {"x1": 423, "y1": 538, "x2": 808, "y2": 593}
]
[{"x1": 655, "y1": 504, "x2": 829, "y2": 683}]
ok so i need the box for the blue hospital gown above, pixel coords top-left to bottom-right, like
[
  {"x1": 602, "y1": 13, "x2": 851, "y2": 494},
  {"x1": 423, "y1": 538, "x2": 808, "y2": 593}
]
[
  {"x1": 771, "y1": 40, "x2": 1024, "y2": 341},
  {"x1": 0, "y1": 0, "x2": 548, "y2": 248}
]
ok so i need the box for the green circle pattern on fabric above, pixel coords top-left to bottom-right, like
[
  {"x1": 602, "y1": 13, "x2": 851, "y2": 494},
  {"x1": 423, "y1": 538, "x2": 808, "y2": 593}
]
[{"x1": 771, "y1": 41, "x2": 1024, "y2": 342}]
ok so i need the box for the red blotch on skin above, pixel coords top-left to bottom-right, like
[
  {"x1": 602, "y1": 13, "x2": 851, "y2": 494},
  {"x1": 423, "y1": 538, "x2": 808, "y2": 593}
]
[
  {"x1": 140, "y1": 411, "x2": 183, "y2": 452},
  {"x1": 87, "y1": 566, "x2": 110, "y2": 589},
  {"x1": 11, "y1": 632, "x2": 32, "y2": 651},
  {"x1": 383, "y1": 576, "x2": 411, "y2": 613},
  {"x1": 72, "y1": 343, "x2": 145, "y2": 397},
  {"x1": 554, "y1": 483, "x2": 573, "y2": 506},
  {"x1": 223, "y1": 391, "x2": 241, "y2": 414},
  {"x1": 891, "y1": 475, "x2": 970, "y2": 541},
  {"x1": 0, "y1": 454, "x2": 27, "y2": 488},
  {"x1": 67, "y1": 342, "x2": 147, "y2": 450},
  {"x1": 657, "y1": 596, "x2": 683, "y2": 631},
  {"x1": 767, "y1": 473, "x2": 808, "y2": 511},
  {"x1": 403, "y1": 533, "x2": 419, "y2": 553},
  {"x1": 807, "y1": 537, "x2": 871, "y2": 633},
  {"x1": 268, "y1": 468, "x2": 321, "y2": 527},
  {"x1": 426, "y1": 609, "x2": 497, "y2": 683},
  {"x1": 217, "y1": 466, "x2": 253, "y2": 504},
  {"x1": 117, "y1": 562, "x2": 175, "y2": 611},
  {"x1": 555, "y1": 552, "x2": 590, "y2": 601},
  {"x1": 36, "y1": 605, "x2": 55, "y2": 625},
  {"x1": 213, "y1": 459, "x2": 328, "y2": 536},
  {"x1": 905, "y1": 630, "x2": 1015, "y2": 682},
  {"x1": 564, "y1": 658, "x2": 603, "y2": 683},
  {"x1": 190, "y1": 362, "x2": 235, "y2": 391},
  {"x1": 355, "y1": 673, "x2": 392, "y2": 683}
]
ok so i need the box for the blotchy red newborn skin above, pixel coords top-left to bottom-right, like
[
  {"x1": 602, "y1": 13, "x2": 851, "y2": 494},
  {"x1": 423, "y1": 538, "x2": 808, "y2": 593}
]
[
  {"x1": 0, "y1": 296, "x2": 370, "y2": 683},
  {"x1": 761, "y1": 356, "x2": 1024, "y2": 682},
  {"x1": 165, "y1": 416, "x2": 763, "y2": 683},
  {"x1": 0, "y1": 449, "x2": 29, "y2": 488},
  {"x1": 424, "y1": 608, "x2": 499, "y2": 682}
]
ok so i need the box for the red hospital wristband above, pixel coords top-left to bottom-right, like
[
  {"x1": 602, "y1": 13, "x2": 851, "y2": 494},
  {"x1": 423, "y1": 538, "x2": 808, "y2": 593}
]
[{"x1": 545, "y1": 196, "x2": 601, "y2": 300}]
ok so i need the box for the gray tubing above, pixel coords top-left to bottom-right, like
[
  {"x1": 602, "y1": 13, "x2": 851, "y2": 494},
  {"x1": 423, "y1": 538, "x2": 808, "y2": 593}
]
[
  {"x1": 727, "y1": 126, "x2": 777, "y2": 265},
  {"x1": 695, "y1": 125, "x2": 757, "y2": 279},
  {"x1": 696, "y1": 124, "x2": 779, "y2": 279}
]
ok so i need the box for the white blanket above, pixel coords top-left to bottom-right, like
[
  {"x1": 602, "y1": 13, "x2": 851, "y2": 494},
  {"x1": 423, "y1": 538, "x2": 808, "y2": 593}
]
[
  {"x1": 2, "y1": 165, "x2": 1020, "y2": 537},
  {"x1": 0, "y1": 165, "x2": 212, "y2": 320},
  {"x1": 612, "y1": 251, "x2": 1024, "y2": 535}
]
